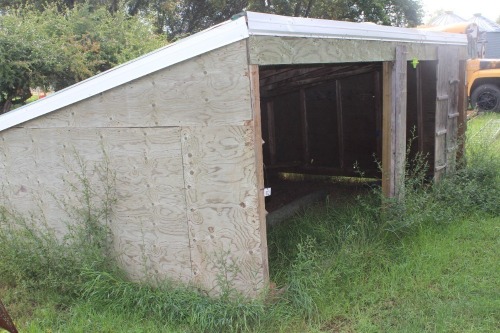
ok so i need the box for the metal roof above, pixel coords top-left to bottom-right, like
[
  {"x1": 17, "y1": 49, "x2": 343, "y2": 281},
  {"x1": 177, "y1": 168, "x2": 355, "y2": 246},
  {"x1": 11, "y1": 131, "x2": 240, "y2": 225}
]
[
  {"x1": 468, "y1": 14, "x2": 500, "y2": 32},
  {"x1": 0, "y1": 11, "x2": 468, "y2": 132},
  {"x1": 247, "y1": 12, "x2": 467, "y2": 44},
  {"x1": 427, "y1": 11, "x2": 466, "y2": 26}
]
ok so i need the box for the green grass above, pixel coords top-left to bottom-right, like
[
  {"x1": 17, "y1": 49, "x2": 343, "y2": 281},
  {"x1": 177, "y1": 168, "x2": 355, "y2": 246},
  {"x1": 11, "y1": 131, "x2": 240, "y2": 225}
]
[{"x1": 1, "y1": 113, "x2": 499, "y2": 332}]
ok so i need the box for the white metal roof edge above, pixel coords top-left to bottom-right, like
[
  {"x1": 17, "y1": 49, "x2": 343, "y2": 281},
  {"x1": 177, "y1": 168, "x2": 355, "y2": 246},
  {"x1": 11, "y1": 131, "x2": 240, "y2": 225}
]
[
  {"x1": 246, "y1": 11, "x2": 468, "y2": 45},
  {"x1": 0, "y1": 15, "x2": 249, "y2": 132}
]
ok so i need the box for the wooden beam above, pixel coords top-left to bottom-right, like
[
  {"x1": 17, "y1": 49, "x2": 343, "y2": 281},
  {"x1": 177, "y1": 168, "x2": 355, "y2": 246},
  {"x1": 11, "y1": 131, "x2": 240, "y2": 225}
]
[
  {"x1": 457, "y1": 60, "x2": 467, "y2": 162},
  {"x1": 335, "y1": 80, "x2": 345, "y2": 170},
  {"x1": 382, "y1": 45, "x2": 407, "y2": 199},
  {"x1": 299, "y1": 88, "x2": 310, "y2": 164},
  {"x1": 266, "y1": 100, "x2": 277, "y2": 165},
  {"x1": 374, "y1": 71, "x2": 383, "y2": 161},
  {"x1": 416, "y1": 64, "x2": 424, "y2": 153},
  {"x1": 248, "y1": 64, "x2": 269, "y2": 287}
]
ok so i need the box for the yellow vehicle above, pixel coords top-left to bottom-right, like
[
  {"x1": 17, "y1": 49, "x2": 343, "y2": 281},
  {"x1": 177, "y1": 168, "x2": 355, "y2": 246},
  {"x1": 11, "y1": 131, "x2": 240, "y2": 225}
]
[
  {"x1": 467, "y1": 58, "x2": 500, "y2": 112},
  {"x1": 422, "y1": 22, "x2": 500, "y2": 112}
]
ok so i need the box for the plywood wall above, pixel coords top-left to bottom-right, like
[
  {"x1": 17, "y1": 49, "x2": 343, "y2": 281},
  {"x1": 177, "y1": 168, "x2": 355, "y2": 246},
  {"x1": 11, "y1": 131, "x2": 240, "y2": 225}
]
[
  {"x1": 248, "y1": 36, "x2": 467, "y2": 65},
  {"x1": 23, "y1": 41, "x2": 252, "y2": 128},
  {"x1": 0, "y1": 40, "x2": 268, "y2": 296}
]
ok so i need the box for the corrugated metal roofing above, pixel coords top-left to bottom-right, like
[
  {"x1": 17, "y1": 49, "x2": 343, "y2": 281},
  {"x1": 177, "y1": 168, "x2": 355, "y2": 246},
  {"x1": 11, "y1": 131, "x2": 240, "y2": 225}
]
[
  {"x1": 468, "y1": 14, "x2": 500, "y2": 32},
  {"x1": 0, "y1": 11, "x2": 468, "y2": 132}
]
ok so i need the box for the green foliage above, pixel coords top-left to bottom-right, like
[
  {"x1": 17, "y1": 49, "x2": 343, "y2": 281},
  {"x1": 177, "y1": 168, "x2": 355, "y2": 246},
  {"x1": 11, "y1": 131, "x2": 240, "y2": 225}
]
[
  {"x1": 249, "y1": 0, "x2": 423, "y2": 27},
  {"x1": 0, "y1": 153, "x2": 117, "y2": 296},
  {"x1": 0, "y1": 3, "x2": 165, "y2": 113}
]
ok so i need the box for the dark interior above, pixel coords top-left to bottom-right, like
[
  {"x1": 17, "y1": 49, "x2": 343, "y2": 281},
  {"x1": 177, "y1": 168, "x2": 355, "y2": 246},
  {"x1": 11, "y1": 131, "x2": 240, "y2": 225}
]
[{"x1": 259, "y1": 61, "x2": 438, "y2": 211}]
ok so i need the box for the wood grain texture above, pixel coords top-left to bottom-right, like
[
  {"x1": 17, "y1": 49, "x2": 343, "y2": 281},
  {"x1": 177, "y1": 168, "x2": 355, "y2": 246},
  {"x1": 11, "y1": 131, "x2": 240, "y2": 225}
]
[
  {"x1": 248, "y1": 36, "x2": 467, "y2": 65},
  {"x1": 181, "y1": 125, "x2": 265, "y2": 296},
  {"x1": 382, "y1": 45, "x2": 407, "y2": 199},
  {"x1": 249, "y1": 65, "x2": 269, "y2": 291},
  {"x1": 0, "y1": 127, "x2": 192, "y2": 283},
  {"x1": 382, "y1": 62, "x2": 395, "y2": 198},
  {"x1": 21, "y1": 40, "x2": 251, "y2": 129},
  {"x1": 434, "y1": 47, "x2": 460, "y2": 180}
]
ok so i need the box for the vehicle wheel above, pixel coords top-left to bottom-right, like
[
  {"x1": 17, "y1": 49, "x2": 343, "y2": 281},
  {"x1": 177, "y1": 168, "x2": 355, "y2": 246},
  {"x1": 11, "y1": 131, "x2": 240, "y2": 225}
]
[{"x1": 471, "y1": 84, "x2": 500, "y2": 112}]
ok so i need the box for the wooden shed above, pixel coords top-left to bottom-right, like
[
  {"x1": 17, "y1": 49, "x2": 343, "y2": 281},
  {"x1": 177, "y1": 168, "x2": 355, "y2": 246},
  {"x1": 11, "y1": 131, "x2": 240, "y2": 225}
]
[{"x1": 0, "y1": 12, "x2": 468, "y2": 296}]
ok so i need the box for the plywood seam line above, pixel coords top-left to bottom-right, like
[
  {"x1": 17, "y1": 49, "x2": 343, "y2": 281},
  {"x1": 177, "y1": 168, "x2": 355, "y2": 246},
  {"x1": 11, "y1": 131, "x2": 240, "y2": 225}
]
[{"x1": 179, "y1": 128, "x2": 195, "y2": 282}]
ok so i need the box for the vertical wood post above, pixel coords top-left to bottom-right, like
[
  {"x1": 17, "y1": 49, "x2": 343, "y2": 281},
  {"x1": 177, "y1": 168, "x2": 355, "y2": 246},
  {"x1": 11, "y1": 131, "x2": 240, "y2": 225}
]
[
  {"x1": 248, "y1": 64, "x2": 269, "y2": 287},
  {"x1": 335, "y1": 80, "x2": 345, "y2": 169},
  {"x1": 374, "y1": 71, "x2": 383, "y2": 160},
  {"x1": 435, "y1": 47, "x2": 460, "y2": 180},
  {"x1": 382, "y1": 45, "x2": 407, "y2": 199},
  {"x1": 299, "y1": 88, "x2": 310, "y2": 164},
  {"x1": 416, "y1": 65, "x2": 424, "y2": 153},
  {"x1": 457, "y1": 60, "x2": 467, "y2": 163},
  {"x1": 266, "y1": 100, "x2": 277, "y2": 165}
]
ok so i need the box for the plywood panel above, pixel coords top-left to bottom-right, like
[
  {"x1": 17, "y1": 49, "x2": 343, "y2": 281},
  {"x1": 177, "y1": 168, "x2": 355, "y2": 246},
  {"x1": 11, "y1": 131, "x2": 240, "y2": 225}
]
[
  {"x1": 0, "y1": 127, "x2": 192, "y2": 282},
  {"x1": 249, "y1": 36, "x2": 467, "y2": 65},
  {"x1": 181, "y1": 125, "x2": 265, "y2": 296},
  {"x1": 22, "y1": 40, "x2": 251, "y2": 128}
]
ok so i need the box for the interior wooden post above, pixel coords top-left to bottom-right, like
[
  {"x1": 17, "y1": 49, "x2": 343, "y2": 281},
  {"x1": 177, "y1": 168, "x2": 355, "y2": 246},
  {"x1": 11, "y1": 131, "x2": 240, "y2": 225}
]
[
  {"x1": 416, "y1": 64, "x2": 424, "y2": 153},
  {"x1": 382, "y1": 45, "x2": 408, "y2": 199},
  {"x1": 299, "y1": 88, "x2": 310, "y2": 164},
  {"x1": 335, "y1": 80, "x2": 345, "y2": 169},
  {"x1": 266, "y1": 100, "x2": 277, "y2": 165}
]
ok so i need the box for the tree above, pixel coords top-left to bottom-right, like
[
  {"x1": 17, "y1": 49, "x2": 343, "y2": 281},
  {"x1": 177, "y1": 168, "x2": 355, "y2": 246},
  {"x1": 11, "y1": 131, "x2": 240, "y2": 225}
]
[
  {"x1": 248, "y1": 0, "x2": 423, "y2": 27},
  {"x1": 0, "y1": 3, "x2": 166, "y2": 113},
  {"x1": 130, "y1": 0, "x2": 423, "y2": 39}
]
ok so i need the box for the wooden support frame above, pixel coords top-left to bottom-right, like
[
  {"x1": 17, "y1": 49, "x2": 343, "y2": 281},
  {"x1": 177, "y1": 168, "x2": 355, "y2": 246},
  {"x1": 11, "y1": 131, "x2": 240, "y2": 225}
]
[
  {"x1": 374, "y1": 71, "x2": 383, "y2": 160},
  {"x1": 299, "y1": 88, "x2": 310, "y2": 164},
  {"x1": 335, "y1": 80, "x2": 345, "y2": 169},
  {"x1": 457, "y1": 60, "x2": 467, "y2": 162},
  {"x1": 266, "y1": 100, "x2": 277, "y2": 165},
  {"x1": 382, "y1": 45, "x2": 407, "y2": 199},
  {"x1": 249, "y1": 64, "x2": 269, "y2": 287},
  {"x1": 416, "y1": 64, "x2": 425, "y2": 153}
]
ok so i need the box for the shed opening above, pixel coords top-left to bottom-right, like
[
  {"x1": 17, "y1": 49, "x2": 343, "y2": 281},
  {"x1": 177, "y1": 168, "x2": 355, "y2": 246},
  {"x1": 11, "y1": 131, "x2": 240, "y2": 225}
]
[{"x1": 258, "y1": 60, "x2": 439, "y2": 214}]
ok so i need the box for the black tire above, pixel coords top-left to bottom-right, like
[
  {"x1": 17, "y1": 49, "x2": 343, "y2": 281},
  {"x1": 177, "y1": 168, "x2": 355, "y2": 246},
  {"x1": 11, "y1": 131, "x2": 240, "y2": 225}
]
[{"x1": 470, "y1": 83, "x2": 500, "y2": 112}]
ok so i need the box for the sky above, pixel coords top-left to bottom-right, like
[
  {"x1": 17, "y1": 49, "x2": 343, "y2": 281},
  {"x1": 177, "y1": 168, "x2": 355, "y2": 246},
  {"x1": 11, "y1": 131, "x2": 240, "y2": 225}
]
[{"x1": 421, "y1": 0, "x2": 499, "y2": 24}]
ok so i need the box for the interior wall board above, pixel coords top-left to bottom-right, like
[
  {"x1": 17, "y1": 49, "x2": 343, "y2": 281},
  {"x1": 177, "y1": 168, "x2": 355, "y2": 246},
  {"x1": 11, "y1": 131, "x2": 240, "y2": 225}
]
[
  {"x1": 20, "y1": 40, "x2": 251, "y2": 129},
  {"x1": 0, "y1": 127, "x2": 192, "y2": 282}
]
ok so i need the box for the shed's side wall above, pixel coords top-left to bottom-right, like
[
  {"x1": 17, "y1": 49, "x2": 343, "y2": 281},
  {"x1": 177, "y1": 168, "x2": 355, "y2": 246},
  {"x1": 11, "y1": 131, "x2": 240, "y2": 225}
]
[
  {"x1": 0, "y1": 127, "x2": 191, "y2": 281},
  {"x1": 23, "y1": 41, "x2": 252, "y2": 128},
  {"x1": 248, "y1": 36, "x2": 467, "y2": 64},
  {"x1": 0, "y1": 40, "x2": 268, "y2": 296}
]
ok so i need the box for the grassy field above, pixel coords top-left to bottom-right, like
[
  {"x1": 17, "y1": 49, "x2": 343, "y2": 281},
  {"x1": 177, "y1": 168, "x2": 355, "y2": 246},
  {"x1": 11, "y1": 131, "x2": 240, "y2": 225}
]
[{"x1": 1, "y1": 113, "x2": 499, "y2": 332}]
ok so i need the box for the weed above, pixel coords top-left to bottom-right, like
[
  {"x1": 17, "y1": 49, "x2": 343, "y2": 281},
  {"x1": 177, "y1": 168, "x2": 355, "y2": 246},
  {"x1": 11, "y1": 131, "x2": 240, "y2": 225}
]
[{"x1": 0, "y1": 152, "x2": 117, "y2": 296}]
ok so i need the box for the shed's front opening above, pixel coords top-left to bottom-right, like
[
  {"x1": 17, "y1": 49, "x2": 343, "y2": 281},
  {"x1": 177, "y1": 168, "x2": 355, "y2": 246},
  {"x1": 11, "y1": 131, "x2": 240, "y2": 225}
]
[
  {"x1": 258, "y1": 61, "x2": 439, "y2": 215},
  {"x1": 259, "y1": 63, "x2": 383, "y2": 214}
]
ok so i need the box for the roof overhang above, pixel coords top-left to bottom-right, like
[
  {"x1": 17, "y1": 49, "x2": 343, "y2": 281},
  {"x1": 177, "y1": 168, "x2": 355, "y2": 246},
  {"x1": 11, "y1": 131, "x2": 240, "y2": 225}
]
[
  {"x1": 0, "y1": 15, "x2": 249, "y2": 132},
  {"x1": 246, "y1": 11, "x2": 467, "y2": 45},
  {"x1": 0, "y1": 11, "x2": 468, "y2": 132}
]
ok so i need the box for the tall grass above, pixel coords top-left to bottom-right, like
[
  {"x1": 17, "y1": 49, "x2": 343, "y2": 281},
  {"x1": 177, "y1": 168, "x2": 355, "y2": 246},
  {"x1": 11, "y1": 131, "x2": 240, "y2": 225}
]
[{"x1": 1, "y1": 114, "x2": 499, "y2": 332}]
